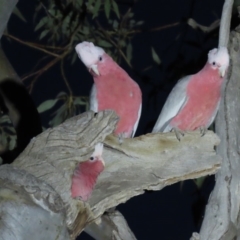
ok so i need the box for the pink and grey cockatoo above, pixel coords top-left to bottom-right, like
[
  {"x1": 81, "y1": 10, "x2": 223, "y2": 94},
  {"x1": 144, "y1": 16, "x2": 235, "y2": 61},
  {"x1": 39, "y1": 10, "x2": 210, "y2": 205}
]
[
  {"x1": 152, "y1": 47, "x2": 229, "y2": 134},
  {"x1": 75, "y1": 41, "x2": 142, "y2": 138},
  {"x1": 71, "y1": 143, "x2": 104, "y2": 201}
]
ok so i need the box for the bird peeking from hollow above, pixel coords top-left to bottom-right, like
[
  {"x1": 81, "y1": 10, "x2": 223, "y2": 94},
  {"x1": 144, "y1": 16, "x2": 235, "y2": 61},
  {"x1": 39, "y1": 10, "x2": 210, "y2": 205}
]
[{"x1": 71, "y1": 143, "x2": 104, "y2": 201}]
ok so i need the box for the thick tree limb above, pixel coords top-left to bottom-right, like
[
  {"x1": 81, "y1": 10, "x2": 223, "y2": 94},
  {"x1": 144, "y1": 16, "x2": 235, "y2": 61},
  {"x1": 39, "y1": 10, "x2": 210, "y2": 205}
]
[
  {"x1": 0, "y1": 109, "x2": 221, "y2": 239},
  {"x1": 85, "y1": 211, "x2": 137, "y2": 240},
  {"x1": 199, "y1": 30, "x2": 240, "y2": 240},
  {"x1": 0, "y1": 0, "x2": 17, "y2": 39},
  {"x1": 196, "y1": 0, "x2": 239, "y2": 239}
]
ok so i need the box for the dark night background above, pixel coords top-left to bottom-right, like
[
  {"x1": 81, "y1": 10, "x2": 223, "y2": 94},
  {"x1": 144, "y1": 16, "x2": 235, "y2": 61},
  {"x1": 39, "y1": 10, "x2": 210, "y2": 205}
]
[{"x1": 1, "y1": 0, "x2": 231, "y2": 239}]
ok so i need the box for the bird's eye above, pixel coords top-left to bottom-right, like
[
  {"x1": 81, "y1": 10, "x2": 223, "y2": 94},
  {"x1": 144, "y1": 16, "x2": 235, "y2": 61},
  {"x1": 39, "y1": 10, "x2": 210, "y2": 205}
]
[
  {"x1": 90, "y1": 156, "x2": 94, "y2": 161},
  {"x1": 99, "y1": 56, "x2": 102, "y2": 61},
  {"x1": 212, "y1": 61, "x2": 216, "y2": 65}
]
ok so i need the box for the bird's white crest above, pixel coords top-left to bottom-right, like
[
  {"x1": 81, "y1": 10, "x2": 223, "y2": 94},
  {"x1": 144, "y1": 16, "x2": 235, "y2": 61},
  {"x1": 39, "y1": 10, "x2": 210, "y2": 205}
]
[
  {"x1": 92, "y1": 143, "x2": 103, "y2": 157},
  {"x1": 75, "y1": 41, "x2": 105, "y2": 69},
  {"x1": 208, "y1": 47, "x2": 229, "y2": 77}
]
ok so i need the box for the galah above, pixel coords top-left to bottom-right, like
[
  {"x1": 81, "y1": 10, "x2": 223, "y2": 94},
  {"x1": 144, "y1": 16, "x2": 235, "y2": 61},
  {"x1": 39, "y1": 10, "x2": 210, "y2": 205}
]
[
  {"x1": 75, "y1": 41, "x2": 142, "y2": 138},
  {"x1": 71, "y1": 143, "x2": 104, "y2": 201},
  {"x1": 152, "y1": 47, "x2": 229, "y2": 134}
]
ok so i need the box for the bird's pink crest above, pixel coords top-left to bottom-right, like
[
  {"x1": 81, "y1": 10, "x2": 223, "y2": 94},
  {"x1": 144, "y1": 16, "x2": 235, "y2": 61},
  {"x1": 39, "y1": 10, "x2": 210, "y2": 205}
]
[{"x1": 71, "y1": 143, "x2": 105, "y2": 201}]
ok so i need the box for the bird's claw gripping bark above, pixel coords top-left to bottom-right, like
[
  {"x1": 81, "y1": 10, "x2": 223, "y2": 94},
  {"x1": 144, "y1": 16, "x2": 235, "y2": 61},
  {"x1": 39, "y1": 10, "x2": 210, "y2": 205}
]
[
  {"x1": 199, "y1": 126, "x2": 207, "y2": 137},
  {"x1": 172, "y1": 128, "x2": 185, "y2": 141},
  {"x1": 118, "y1": 133, "x2": 124, "y2": 145}
]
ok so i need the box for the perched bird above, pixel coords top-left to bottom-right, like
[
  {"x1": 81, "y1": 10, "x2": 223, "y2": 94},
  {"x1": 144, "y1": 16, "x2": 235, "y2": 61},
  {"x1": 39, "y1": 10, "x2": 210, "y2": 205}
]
[
  {"x1": 75, "y1": 41, "x2": 142, "y2": 138},
  {"x1": 71, "y1": 143, "x2": 105, "y2": 201},
  {"x1": 0, "y1": 78, "x2": 42, "y2": 164},
  {"x1": 152, "y1": 47, "x2": 229, "y2": 135}
]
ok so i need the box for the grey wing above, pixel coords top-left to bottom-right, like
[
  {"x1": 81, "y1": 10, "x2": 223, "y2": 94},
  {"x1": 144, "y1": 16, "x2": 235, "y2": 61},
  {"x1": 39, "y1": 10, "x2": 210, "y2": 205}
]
[
  {"x1": 152, "y1": 76, "x2": 191, "y2": 133},
  {"x1": 89, "y1": 84, "x2": 98, "y2": 112},
  {"x1": 206, "y1": 98, "x2": 221, "y2": 128},
  {"x1": 131, "y1": 103, "x2": 142, "y2": 138}
]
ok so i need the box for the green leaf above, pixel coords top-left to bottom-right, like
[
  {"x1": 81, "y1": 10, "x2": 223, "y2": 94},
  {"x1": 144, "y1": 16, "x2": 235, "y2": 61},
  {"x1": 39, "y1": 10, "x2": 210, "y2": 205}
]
[
  {"x1": 34, "y1": 17, "x2": 47, "y2": 31},
  {"x1": 13, "y1": 6, "x2": 27, "y2": 22},
  {"x1": 39, "y1": 29, "x2": 50, "y2": 40},
  {"x1": 37, "y1": 99, "x2": 60, "y2": 113},
  {"x1": 92, "y1": 0, "x2": 101, "y2": 18},
  {"x1": 98, "y1": 40, "x2": 112, "y2": 48},
  {"x1": 56, "y1": 92, "x2": 67, "y2": 98},
  {"x1": 151, "y1": 47, "x2": 161, "y2": 65},
  {"x1": 104, "y1": 0, "x2": 111, "y2": 19},
  {"x1": 126, "y1": 43, "x2": 133, "y2": 63},
  {"x1": 74, "y1": 97, "x2": 87, "y2": 106},
  {"x1": 9, "y1": 136, "x2": 17, "y2": 150},
  {"x1": 0, "y1": 115, "x2": 11, "y2": 124},
  {"x1": 49, "y1": 104, "x2": 67, "y2": 127},
  {"x1": 194, "y1": 176, "x2": 206, "y2": 189},
  {"x1": 112, "y1": 0, "x2": 120, "y2": 18}
]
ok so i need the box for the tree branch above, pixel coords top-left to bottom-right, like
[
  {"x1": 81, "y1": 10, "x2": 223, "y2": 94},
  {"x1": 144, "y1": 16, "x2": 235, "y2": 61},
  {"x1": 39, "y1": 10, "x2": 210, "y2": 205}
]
[
  {"x1": 218, "y1": 0, "x2": 234, "y2": 47},
  {"x1": 0, "y1": 0, "x2": 18, "y2": 39},
  {"x1": 199, "y1": 29, "x2": 240, "y2": 240},
  {"x1": 0, "y1": 110, "x2": 221, "y2": 239}
]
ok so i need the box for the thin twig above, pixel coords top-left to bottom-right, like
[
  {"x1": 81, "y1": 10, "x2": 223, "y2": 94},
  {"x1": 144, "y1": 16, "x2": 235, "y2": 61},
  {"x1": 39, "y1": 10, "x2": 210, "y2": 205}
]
[
  {"x1": 96, "y1": 21, "x2": 132, "y2": 68},
  {"x1": 60, "y1": 59, "x2": 72, "y2": 96},
  {"x1": 4, "y1": 33, "x2": 61, "y2": 57}
]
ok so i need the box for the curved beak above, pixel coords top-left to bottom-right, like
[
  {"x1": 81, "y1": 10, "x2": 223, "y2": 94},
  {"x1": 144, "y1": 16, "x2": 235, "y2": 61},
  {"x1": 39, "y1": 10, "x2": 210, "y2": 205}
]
[
  {"x1": 90, "y1": 64, "x2": 100, "y2": 76},
  {"x1": 219, "y1": 67, "x2": 226, "y2": 78}
]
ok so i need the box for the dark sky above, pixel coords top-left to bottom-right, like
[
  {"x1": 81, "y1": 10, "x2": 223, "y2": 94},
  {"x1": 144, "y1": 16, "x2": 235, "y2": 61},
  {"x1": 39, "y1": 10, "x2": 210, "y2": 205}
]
[{"x1": 2, "y1": 0, "x2": 226, "y2": 239}]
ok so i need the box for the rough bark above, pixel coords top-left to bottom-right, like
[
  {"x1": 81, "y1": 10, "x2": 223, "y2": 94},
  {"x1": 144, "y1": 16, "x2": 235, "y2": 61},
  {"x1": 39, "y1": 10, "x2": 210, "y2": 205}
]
[
  {"x1": 0, "y1": 110, "x2": 221, "y2": 239},
  {"x1": 197, "y1": 29, "x2": 240, "y2": 240}
]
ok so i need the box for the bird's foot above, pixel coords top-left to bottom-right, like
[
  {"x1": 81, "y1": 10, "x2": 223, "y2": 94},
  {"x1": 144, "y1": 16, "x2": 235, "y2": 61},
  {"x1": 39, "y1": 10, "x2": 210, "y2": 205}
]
[
  {"x1": 199, "y1": 126, "x2": 207, "y2": 137},
  {"x1": 172, "y1": 128, "x2": 185, "y2": 141},
  {"x1": 118, "y1": 133, "x2": 124, "y2": 145}
]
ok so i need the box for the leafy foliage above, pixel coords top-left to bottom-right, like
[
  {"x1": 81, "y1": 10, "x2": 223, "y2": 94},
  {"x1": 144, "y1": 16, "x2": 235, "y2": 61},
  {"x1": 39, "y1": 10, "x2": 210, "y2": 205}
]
[
  {"x1": 37, "y1": 92, "x2": 89, "y2": 127},
  {"x1": 33, "y1": 0, "x2": 143, "y2": 64}
]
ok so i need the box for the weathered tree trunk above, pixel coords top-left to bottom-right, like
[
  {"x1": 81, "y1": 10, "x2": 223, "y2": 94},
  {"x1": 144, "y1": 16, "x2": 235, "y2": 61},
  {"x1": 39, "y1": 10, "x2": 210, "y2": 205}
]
[{"x1": 196, "y1": 29, "x2": 240, "y2": 240}]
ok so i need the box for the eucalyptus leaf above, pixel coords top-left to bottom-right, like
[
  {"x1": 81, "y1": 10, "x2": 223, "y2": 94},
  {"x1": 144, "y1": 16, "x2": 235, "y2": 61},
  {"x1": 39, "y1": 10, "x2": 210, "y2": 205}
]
[
  {"x1": 194, "y1": 176, "x2": 206, "y2": 189},
  {"x1": 37, "y1": 99, "x2": 60, "y2": 113},
  {"x1": 98, "y1": 40, "x2": 112, "y2": 48},
  {"x1": 49, "y1": 104, "x2": 67, "y2": 127},
  {"x1": 104, "y1": 0, "x2": 111, "y2": 19},
  {"x1": 13, "y1": 6, "x2": 27, "y2": 22},
  {"x1": 0, "y1": 115, "x2": 11, "y2": 124},
  {"x1": 112, "y1": 0, "x2": 120, "y2": 18},
  {"x1": 93, "y1": 0, "x2": 101, "y2": 19},
  {"x1": 151, "y1": 47, "x2": 161, "y2": 65},
  {"x1": 9, "y1": 137, "x2": 17, "y2": 150},
  {"x1": 39, "y1": 29, "x2": 50, "y2": 40},
  {"x1": 34, "y1": 17, "x2": 48, "y2": 31},
  {"x1": 74, "y1": 97, "x2": 87, "y2": 105}
]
